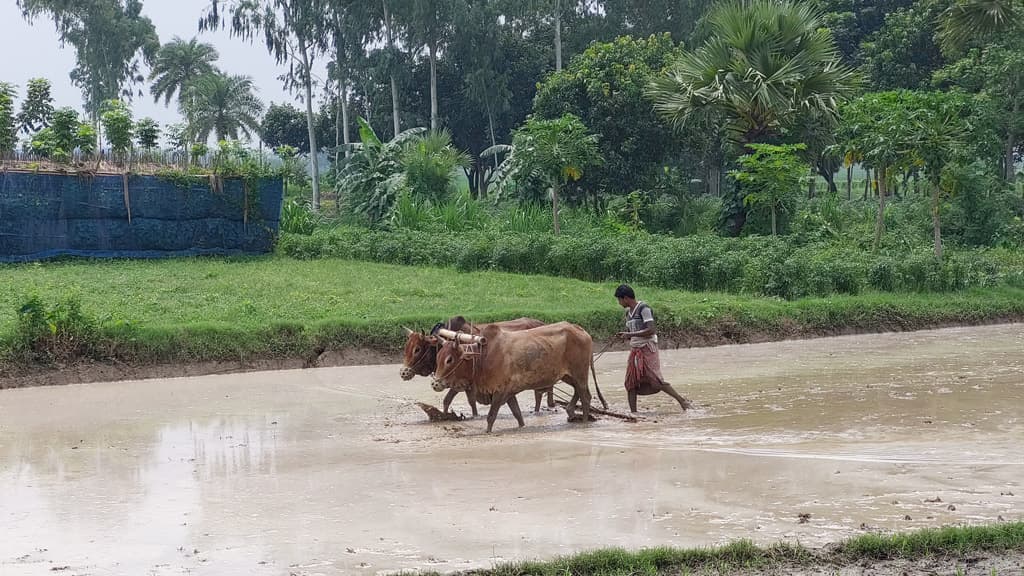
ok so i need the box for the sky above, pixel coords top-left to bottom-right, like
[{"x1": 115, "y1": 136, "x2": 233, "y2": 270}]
[{"x1": 0, "y1": 0, "x2": 330, "y2": 139}]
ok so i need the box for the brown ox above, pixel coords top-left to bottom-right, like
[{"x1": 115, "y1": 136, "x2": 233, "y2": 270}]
[
  {"x1": 431, "y1": 322, "x2": 596, "y2": 433},
  {"x1": 400, "y1": 316, "x2": 555, "y2": 416}
]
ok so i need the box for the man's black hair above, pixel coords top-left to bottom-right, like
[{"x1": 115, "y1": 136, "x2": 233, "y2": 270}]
[{"x1": 614, "y1": 284, "x2": 635, "y2": 299}]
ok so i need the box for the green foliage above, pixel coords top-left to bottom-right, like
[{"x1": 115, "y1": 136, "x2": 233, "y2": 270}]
[
  {"x1": 398, "y1": 129, "x2": 471, "y2": 203},
  {"x1": 14, "y1": 294, "x2": 99, "y2": 364},
  {"x1": 277, "y1": 225, "x2": 1010, "y2": 298},
  {"x1": 0, "y1": 82, "x2": 17, "y2": 155},
  {"x1": 648, "y1": 0, "x2": 859, "y2": 236},
  {"x1": 148, "y1": 36, "x2": 220, "y2": 107},
  {"x1": 731, "y1": 144, "x2": 809, "y2": 236},
  {"x1": 275, "y1": 144, "x2": 309, "y2": 192},
  {"x1": 17, "y1": 0, "x2": 159, "y2": 120},
  {"x1": 937, "y1": 0, "x2": 1023, "y2": 54},
  {"x1": 648, "y1": 0, "x2": 860, "y2": 145},
  {"x1": 190, "y1": 142, "x2": 208, "y2": 165},
  {"x1": 533, "y1": 33, "x2": 687, "y2": 194},
  {"x1": 1, "y1": 257, "x2": 1023, "y2": 369},
  {"x1": 261, "y1": 102, "x2": 312, "y2": 152},
  {"x1": 165, "y1": 123, "x2": 190, "y2": 153},
  {"x1": 16, "y1": 78, "x2": 54, "y2": 134},
  {"x1": 134, "y1": 117, "x2": 160, "y2": 150},
  {"x1": 338, "y1": 117, "x2": 426, "y2": 224},
  {"x1": 934, "y1": 39, "x2": 1024, "y2": 179},
  {"x1": 492, "y1": 114, "x2": 601, "y2": 233},
  {"x1": 280, "y1": 198, "x2": 322, "y2": 235},
  {"x1": 76, "y1": 122, "x2": 97, "y2": 155},
  {"x1": 181, "y1": 72, "x2": 264, "y2": 142},
  {"x1": 860, "y1": 0, "x2": 949, "y2": 90},
  {"x1": 100, "y1": 99, "x2": 133, "y2": 157}
]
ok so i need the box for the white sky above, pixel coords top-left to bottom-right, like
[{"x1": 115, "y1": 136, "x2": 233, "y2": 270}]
[{"x1": 0, "y1": 0, "x2": 330, "y2": 133}]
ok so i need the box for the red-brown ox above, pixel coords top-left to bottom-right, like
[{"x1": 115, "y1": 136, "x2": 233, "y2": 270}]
[
  {"x1": 400, "y1": 316, "x2": 556, "y2": 416},
  {"x1": 431, "y1": 322, "x2": 596, "y2": 433}
]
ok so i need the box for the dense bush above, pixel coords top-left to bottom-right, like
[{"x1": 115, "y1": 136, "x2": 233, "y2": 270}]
[{"x1": 278, "y1": 226, "x2": 1009, "y2": 299}]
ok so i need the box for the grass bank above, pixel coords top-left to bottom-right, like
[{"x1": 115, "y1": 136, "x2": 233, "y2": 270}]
[
  {"x1": 413, "y1": 523, "x2": 1024, "y2": 575},
  {"x1": 2, "y1": 256, "x2": 1023, "y2": 382}
]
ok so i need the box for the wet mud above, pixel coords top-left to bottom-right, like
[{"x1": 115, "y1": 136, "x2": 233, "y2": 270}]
[{"x1": 1, "y1": 324, "x2": 1022, "y2": 575}]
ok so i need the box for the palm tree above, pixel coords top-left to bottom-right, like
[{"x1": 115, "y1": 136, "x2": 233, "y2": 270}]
[
  {"x1": 400, "y1": 129, "x2": 471, "y2": 203},
  {"x1": 149, "y1": 37, "x2": 220, "y2": 107},
  {"x1": 647, "y1": 0, "x2": 858, "y2": 234},
  {"x1": 938, "y1": 0, "x2": 1021, "y2": 53},
  {"x1": 182, "y1": 73, "x2": 264, "y2": 142}
]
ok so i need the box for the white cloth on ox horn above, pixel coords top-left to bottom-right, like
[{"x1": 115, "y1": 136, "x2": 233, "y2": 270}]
[{"x1": 402, "y1": 326, "x2": 414, "y2": 335}]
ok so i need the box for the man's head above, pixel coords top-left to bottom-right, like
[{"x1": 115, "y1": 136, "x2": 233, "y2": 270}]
[{"x1": 615, "y1": 284, "x2": 636, "y2": 308}]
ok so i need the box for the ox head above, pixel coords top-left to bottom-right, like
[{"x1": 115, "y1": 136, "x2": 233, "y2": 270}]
[
  {"x1": 431, "y1": 339, "x2": 476, "y2": 392},
  {"x1": 399, "y1": 327, "x2": 440, "y2": 381}
]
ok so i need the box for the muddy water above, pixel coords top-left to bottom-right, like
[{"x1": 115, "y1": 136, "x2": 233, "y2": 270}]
[{"x1": 1, "y1": 324, "x2": 1022, "y2": 575}]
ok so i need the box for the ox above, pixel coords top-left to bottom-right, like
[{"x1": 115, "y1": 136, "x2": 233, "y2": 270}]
[
  {"x1": 400, "y1": 316, "x2": 556, "y2": 416},
  {"x1": 431, "y1": 322, "x2": 597, "y2": 433}
]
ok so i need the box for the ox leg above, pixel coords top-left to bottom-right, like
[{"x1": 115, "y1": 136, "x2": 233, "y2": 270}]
[
  {"x1": 465, "y1": 387, "x2": 479, "y2": 417},
  {"x1": 579, "y1": 379, "x2": 592, "y2": 424},
  {"x1": 485, "y1": 394, "x2": 505, "y2": 433},
  {"x1": 507, "y1": 395, "x2": 525, "y2": 428},
  {"x1": 442, "y1": 388, "x2": 459, "y2": 414},
  {"x1": 564, "y1": 380, "x2": 579, "y2": 420},
  {"x1": 533, "y1": 389, "x2": 542, "y2": 413},
  {"x1": 547, "y1": 386, "x2": 556, "y2": 408}
]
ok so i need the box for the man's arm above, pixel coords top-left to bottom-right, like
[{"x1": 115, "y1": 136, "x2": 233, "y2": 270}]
[
  {"x1": 620, "y1": 320, "x2": 656, "y2": 339},
  {"x1": 619, "y1": 306, "x2": 656, "y2": 338}
]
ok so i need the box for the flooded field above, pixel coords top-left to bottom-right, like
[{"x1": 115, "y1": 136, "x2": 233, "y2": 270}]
[{"x1": 1, "y1": 324, "x2": 1022, "y2": 575}]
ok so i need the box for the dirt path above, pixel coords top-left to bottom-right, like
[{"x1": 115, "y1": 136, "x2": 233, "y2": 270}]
[{"x1": 1, "y1": 324, "x2": 1022, "y2": 575}]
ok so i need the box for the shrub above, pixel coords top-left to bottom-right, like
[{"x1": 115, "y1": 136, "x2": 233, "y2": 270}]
[
  {"x1": 275, "y1": 226, "x2": 1015, "y2": 297},
  {"x1": 15, "y1": 294, "x2": 100, "y2": 363}
]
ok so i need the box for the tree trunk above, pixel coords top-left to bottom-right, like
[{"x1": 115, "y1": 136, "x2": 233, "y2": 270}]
[
  {"x1": 873, "y1": 165, "x2": 887, "y2": 251},
  {"x1": 429, "y1": 40, "x2": 439, "y2": 131},
  {"x1": 300, "y1": 41, "x2": 321, "y2": 212},
  {"x1": 846, "y1": 165, "x2": 852, "y2": 200},
  {"x1": 808, "y1": 176, "x2": 817, "y2": 199},
  {"x1": 1005, "y1": 132, "x2": 1017, "y2": 181},
  {"x1": 552, "y1": 183, "x2": 561, "y2": 235},
  {"x1": 707, "y1": 163, "x2": 720, "y2": 196},
  {"x1": 771, "y1": 205, "x2": 777, "y2": 236},
  {"x1": 554, "y1": 0, "x2": 563, "y2": 71},
  {"x1": 932, "y1": 181, "x2": 943, "y2": 260},
  {"x1": 863, "y1": 167, "x2": 870, "y2": 200},
  {"x1": 341, "y1": 85, "x2": 351, "y2": 157},
  {"x1": 383, "y1": 0, "x2": 401, "y2": 137}
]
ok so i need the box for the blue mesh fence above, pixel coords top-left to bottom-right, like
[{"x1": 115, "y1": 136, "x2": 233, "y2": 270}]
[{"x1": 0, "y1": 171, "x2": 283, "y2": 262}]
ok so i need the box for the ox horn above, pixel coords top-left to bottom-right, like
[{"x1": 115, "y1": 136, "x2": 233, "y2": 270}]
[{"x1": 403, "y1": 326, "x2": 414, "y2": 335}]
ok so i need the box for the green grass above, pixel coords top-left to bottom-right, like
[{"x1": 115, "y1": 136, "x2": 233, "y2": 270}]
[
  {"x1": 2, "y1": 256, "x2": 1023, "y2": 370},
  {"x1": 401, "y1": 523, "x2": 1024, "y2": 575}
]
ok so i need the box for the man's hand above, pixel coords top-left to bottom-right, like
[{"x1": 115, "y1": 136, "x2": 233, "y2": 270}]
[{"x1": 617, "y1": 331, "x2": 631, "y2": 339}]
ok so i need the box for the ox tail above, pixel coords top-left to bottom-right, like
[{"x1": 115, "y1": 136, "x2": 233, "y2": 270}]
[{"x1": 590, "y1": 358, "x2": 608, "y2": 410}]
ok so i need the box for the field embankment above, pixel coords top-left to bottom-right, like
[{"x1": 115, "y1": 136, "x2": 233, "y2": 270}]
[{"x1": 2, "y1": 256, "x2": 1023, "y2": 386}]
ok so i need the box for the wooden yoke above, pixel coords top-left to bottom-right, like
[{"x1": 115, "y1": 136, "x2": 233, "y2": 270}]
[{"x1": 435, "y1": 328, "x2": 487, "y2": 346}]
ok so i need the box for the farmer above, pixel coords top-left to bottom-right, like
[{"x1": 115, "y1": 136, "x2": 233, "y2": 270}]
[{"x1": 615, "y1": 284, "x2": 691, "y2": 413}]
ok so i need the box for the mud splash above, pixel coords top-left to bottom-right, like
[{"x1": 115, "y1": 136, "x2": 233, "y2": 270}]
[{"x1": 1, "y1": 324, "x2": 1022, "y2": 575}]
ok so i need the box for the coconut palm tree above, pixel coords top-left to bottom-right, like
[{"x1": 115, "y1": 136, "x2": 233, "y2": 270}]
[
  {"x1": 647, "y1": 0, "x2": 859, "y2": 235},
  {"x1": 182, "y1": 73, "x2": 264, "y2": 142},
  {"x1": 149, "y1": 37, "x2": 220, "y2": 107}
]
